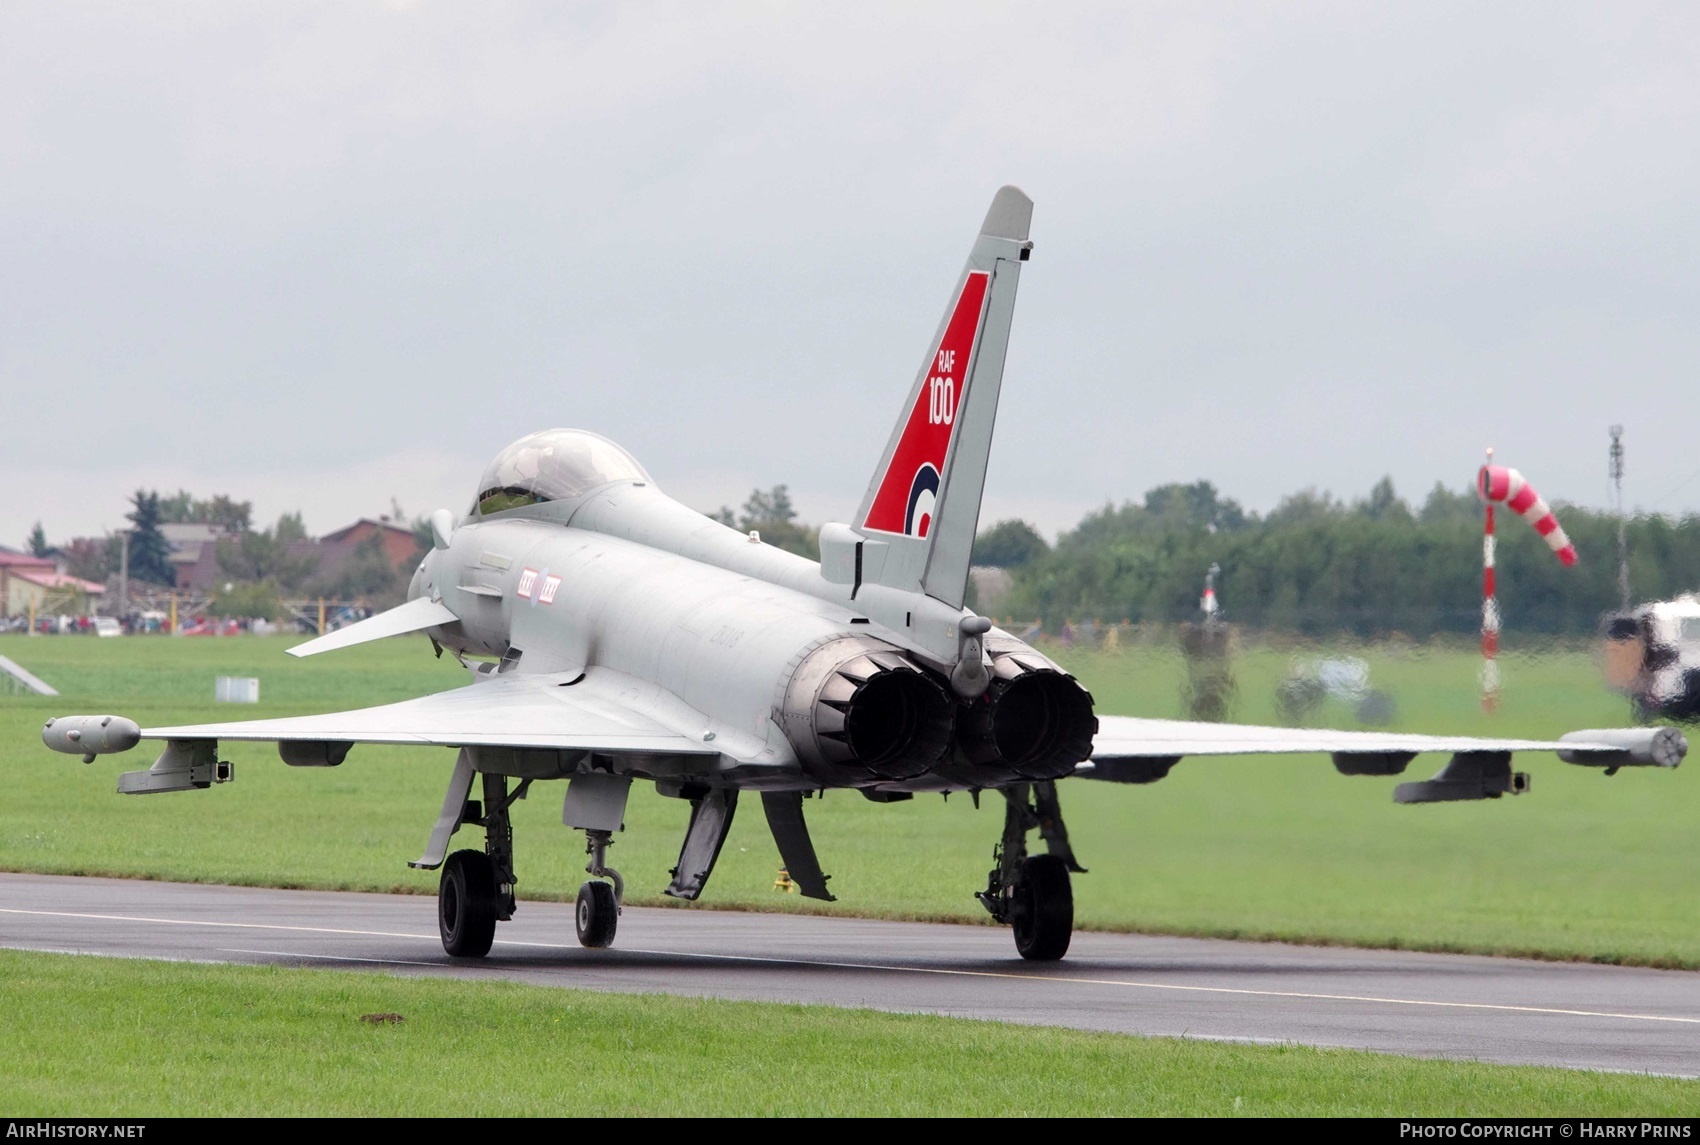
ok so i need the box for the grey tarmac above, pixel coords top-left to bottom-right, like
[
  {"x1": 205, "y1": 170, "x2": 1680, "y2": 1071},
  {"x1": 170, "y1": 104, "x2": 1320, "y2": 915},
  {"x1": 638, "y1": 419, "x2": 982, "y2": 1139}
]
[{"x1": 1, "y1": 872, "x2": 1696, "y2": 1078}]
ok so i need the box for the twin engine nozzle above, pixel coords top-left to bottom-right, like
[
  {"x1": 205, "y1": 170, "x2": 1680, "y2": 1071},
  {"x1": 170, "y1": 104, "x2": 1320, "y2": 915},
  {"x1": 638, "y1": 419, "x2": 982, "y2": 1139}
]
[
  {"x1": 777, "y1": 637, "x2": 955, "y2": 785},
  {"x1": 956, "y1": 650, "x2": 1098, "y2": 782},
  {"x1": 776, "y1": 636, "x2": 1097, "y2": 787}
]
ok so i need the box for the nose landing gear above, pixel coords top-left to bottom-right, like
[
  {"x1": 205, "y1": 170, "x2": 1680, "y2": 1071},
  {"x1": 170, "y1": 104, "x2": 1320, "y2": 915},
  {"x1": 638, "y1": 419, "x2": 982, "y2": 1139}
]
[{"x1": 575, "y1": 828, "x2": 623, "y2": 948}]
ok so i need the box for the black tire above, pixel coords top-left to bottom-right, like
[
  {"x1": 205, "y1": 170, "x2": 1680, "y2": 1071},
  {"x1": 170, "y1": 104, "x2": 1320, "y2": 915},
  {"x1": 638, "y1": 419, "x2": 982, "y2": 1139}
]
[
  {"x1": 1010, "y1": 853, "x2": 1073, "y2": 961},
  {"x1": 576, "y1": 880, "x2": 619, "y2": 948},
  {"x1": 439, "y1": 849, "x2": 497, "y2": 958}
]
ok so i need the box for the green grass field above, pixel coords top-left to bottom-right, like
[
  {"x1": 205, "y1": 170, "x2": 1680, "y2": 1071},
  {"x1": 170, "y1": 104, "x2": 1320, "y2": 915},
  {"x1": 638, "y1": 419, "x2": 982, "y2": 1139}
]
[
  {"x1": 2, "y1": 949, "x2": 1692, "y2": 1116},
  {"x1": 1, "y1": 631, "x2": 1695, "y2": 967}
]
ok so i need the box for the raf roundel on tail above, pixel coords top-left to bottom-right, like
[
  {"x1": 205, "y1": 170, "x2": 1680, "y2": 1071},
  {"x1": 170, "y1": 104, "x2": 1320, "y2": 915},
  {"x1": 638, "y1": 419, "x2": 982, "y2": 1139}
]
[
  {"x1": 862, "y1": 271, "x2": 990, "y2": 537},
  {"x1": 905, "y1": 465, "x2": 940, "y2": 537}
]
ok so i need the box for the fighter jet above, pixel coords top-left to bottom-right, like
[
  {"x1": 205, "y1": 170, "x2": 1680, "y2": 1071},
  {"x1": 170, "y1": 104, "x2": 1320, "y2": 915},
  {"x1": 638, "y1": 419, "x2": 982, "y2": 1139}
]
[{"x1": 43, "y1": 187, "x2": 1687, "y2": 962}]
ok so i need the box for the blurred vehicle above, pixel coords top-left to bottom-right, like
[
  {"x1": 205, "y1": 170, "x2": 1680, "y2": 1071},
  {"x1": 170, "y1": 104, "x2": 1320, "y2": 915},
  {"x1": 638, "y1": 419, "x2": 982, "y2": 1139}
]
[
  {"x1": 1277, "y1": 655, "x2": 1396, "y2": 726},
  {"x1": 180, "y1": 618, "x2": 241, "y2": 637},
  {"x1": 1604, "y1": 595, "x2": 1700, "y2": 722},
  {"x1": 92, "y1": 617, "x2": 122, "y2": 638}
]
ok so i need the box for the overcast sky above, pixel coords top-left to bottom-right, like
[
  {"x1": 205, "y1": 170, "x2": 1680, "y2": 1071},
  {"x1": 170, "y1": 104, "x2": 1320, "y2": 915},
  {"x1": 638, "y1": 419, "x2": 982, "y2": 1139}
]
[{"x1": 5, "y1": 2, "x2": 1699, "y2": 548}]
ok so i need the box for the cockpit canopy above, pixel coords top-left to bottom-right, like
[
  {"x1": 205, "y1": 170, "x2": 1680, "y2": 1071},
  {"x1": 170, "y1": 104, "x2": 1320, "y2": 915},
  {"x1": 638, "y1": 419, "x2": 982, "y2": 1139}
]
[{"x1": 474, "y1": 429, "x2": 651, "y2": 516}]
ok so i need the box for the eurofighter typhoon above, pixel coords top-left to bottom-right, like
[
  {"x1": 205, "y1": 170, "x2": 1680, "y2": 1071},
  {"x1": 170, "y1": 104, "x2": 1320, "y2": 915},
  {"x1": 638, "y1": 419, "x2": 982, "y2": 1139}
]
[{"x1": 43, "y1": 188, "x2": 1687, "y2": 961}]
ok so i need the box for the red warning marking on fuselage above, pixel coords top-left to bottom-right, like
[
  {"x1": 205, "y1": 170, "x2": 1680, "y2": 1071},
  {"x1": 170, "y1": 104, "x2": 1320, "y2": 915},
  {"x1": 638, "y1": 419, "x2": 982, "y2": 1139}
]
[
  {"x1": 862, "y1": 271, "x2": 990, "y2": 536},
  {"x1": 539, "y1": 575, "x2": 561, "y2": 604},
  {"x1": 516, "y1": 568, "x2": 538, "y2": 599}
]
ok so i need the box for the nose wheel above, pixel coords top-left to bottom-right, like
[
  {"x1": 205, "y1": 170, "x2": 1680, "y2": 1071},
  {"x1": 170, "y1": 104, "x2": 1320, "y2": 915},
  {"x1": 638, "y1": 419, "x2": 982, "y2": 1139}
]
[
  {"x1": 576, "y1": 880, "x2": 619, "y2": 947},
  {"x1": 575, "y1": 828, "x2": 623, "y2": 948}
]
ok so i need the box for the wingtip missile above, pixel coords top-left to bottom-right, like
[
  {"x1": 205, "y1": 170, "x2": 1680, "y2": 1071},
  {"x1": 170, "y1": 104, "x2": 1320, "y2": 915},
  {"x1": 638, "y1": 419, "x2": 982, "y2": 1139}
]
[
  {"x1": 43, "y1": 715, "x2": 142, "y2": 761},
  {"x1": 1558, "y1": 726, "x2": 1687, "y2": 769}
]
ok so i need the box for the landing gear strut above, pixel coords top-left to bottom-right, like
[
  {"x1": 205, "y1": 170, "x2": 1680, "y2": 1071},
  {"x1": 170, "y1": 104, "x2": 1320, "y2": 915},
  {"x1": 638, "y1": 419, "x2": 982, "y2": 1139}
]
[
  {"x1": 560, "y1": 771, "x2": 631, "y2": 948},
  {"x1": 575, "y1": 828, "x2": 623, "y2": 947},
  {"x1": 976, "y1": 780, "x2": 1084, "y2": 961},
  {"x1": 436, "y1": 772, "x2": 529, "y2": 958}
]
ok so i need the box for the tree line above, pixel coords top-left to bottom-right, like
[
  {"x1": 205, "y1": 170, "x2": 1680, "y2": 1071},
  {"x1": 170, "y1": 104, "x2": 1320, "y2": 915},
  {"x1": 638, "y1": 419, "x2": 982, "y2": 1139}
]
[
  {"x1": 973, "y1": 478, "x2": 1700, "y2": 638},
  {"x1": 31, "y1": 475, "x2": 1696, "y2": 636}
]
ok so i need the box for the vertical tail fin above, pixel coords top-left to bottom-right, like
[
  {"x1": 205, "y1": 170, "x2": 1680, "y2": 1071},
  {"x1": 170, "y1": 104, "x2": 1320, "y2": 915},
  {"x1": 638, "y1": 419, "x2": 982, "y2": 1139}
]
[{"x1": 852, "y1": 186, "x2": 1033, "y2": 608}]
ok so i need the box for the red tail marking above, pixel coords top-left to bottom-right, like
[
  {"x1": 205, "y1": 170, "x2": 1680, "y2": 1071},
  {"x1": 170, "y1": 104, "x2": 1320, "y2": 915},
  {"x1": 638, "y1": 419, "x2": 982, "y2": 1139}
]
[{"x1": 863, "y1": 272, "x2": 991, "y2": 535}]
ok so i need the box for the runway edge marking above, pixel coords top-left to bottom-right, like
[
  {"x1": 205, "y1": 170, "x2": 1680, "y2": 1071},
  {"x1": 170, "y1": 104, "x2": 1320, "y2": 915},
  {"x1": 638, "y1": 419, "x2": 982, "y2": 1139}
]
[
  {"x1": 4, "y1": 905, "x2": 1694, "y2": 1028},
  {"x1": 0, "y1": 905, "x2": 435, "y2": 942},
  {"x1": 602, "y1": 946, "x2": 1700, "y2": 1027}
]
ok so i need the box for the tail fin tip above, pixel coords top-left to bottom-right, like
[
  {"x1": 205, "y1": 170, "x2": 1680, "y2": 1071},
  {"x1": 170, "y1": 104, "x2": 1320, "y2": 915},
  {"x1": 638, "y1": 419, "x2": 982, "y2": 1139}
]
[{"x1": 981, "y1": 186, "x2": 1033, "y2": 241}]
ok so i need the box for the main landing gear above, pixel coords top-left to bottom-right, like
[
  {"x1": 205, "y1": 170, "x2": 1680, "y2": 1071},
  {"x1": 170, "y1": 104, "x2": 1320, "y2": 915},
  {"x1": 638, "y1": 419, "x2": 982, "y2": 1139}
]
[
  {"x1": 437, "y1": 772, "x2": 524, "y2": 958},
  {"x1": 977, "y1": 780, "x2": 1085, "y2": 961}
]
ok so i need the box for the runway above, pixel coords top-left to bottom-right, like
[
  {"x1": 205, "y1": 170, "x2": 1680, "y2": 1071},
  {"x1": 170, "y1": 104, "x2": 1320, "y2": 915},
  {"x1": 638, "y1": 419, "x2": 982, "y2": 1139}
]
[{"x1": 1, "y1": 872, "x2": 1696, "y2": 1077}]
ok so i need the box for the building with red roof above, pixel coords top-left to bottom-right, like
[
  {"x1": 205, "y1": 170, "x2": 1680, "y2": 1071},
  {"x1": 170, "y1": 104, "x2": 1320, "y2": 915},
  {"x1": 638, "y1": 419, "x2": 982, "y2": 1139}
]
[{"x1": 0, "y1": 551, "x2": 104, "y2": 617}]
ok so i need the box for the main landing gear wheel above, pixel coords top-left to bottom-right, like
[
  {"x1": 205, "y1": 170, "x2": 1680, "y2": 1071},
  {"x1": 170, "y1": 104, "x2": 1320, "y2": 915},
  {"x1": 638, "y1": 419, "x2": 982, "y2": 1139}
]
[
  {"x1": 439, "y1": 849, "x2": 498, "y2": 958},
  {"x1": 1010, "y1": 853, "x2": 1073, "y2": 962},
  {"x1": 576, "y1": 880, "x2": 618, "y2": 948}
]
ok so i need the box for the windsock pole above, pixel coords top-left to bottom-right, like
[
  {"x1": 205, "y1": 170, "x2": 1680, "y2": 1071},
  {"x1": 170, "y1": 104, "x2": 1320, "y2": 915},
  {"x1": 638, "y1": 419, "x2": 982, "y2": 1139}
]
[{"x1": 1481, "y1": 449, "x2": 1500, "y2": 712}]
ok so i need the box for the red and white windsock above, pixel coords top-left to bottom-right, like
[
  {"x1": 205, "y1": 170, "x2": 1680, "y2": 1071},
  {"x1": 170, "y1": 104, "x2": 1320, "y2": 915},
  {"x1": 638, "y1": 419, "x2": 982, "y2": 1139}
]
[
  {"x1": 1474, "y1": 459, "x2": 1577, "y2": 711},
  {"x1": 1476, "y1": 465, "x2": 1578, "y2": 566}
]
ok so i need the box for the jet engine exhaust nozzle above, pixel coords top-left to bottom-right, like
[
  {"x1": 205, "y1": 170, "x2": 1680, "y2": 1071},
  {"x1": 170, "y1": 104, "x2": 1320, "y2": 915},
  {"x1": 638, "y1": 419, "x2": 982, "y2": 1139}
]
[
  {"x1": 957, "y1": 653, "x2": 1097, "y2": 780},
  {"x1": 779, "y1": 637, "x2": 955, "y2": 783}
]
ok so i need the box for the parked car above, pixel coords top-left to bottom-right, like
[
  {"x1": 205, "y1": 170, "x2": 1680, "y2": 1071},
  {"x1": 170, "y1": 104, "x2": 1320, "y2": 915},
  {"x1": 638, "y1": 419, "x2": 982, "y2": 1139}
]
[{"x1": 1603, "y1": 594, "x2": 1700, "y2": 722}]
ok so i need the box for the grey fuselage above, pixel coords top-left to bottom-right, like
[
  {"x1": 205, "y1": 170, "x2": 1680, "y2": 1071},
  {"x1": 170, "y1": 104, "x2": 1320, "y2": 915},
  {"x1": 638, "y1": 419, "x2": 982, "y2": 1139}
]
[{"x1": 409, "y1": 477, "x2": 1090, "y2": 793}]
